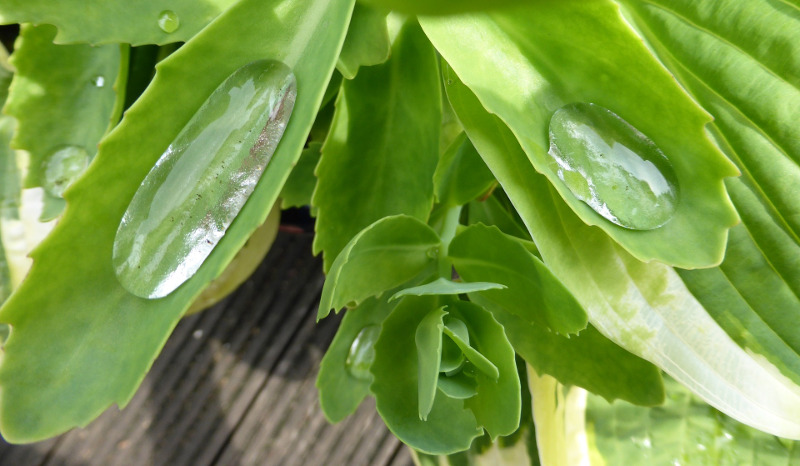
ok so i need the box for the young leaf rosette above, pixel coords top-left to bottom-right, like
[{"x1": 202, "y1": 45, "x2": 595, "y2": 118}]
[{"x1": 370, "y1": 295, "x2": 520, "y2": 454}]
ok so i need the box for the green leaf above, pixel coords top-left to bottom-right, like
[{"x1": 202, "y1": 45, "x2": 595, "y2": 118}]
[
  {"x1": 390, "y1": 277, "x2": 505, "y2": 301},
  {"x1": 312, "y1": 19, "x2": 440, "y2": 271},
  {"x1": 444, "y1": 66, "x2": 800, "y2": 439},
  {"x1": 449, "y1": 300, "x2": 520, "y2": 440},
  {"x1": 416, "y1": 307, "x2": 447, "y2": 421},
  {"x1": 0, "y1": 0, "x2": 239, "y2": 45},
  {"x1": 433, "y1": 132, "x2": 495, "y2": 207},
  {"x1": 280, "y1": 141, "x2": 322, "y2": 209},
  {"x1": 619, "y1": 0, "x2": 800, "y2": 241},
  {"x1": 372, "y1": 295, "x2": 482, "y2": 454},
  {"x1": 360, "y1": 0, "x2": 530, "y2": 15},
  {"x1": 317, "y1": 295, "x2": 397, "y2": 423},
  {"x1": 317, "y1": 214, "x2": 440, "y2": 320},
  {"x1": 449, "y1": 223, "x2": 587, "y2": 335},
  {"x1": 0, "y1": 0, "x2": 354, "y2": 443},
  {"x1": 421, "y1": 1, "x2": 739, "y2": 268},
  {"x1": 4, "y1": 24, "x2": 120, "y2": 190},
  {"x1": 337, "y1": 3, "x2": 390, "y2": 79},
  {"x1": 437, "y1": 373, "x2": 477, "y2": 400},
  {"x1": 586, "y1": 376, "x2": 800, "y2": 465},
  {"x1": 442, "y1": 318, "x2": 498, "y2": 381},
  {"x1": 678, "y1": 179, "x2": 800, "y2": 387}
]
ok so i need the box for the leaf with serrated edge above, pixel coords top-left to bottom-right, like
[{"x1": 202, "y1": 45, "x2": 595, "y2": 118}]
[
  {"x1": 443, "y1": 66, "x2": 800, "y2": 439},
  {"x1": 317, "y1": 214, "x2": 440, "y2": 320},
  {"x1": 337, "y1": 3, "x2": 390, "y2": 79},
  {"x1": 372, "y1": 295, "x2": 481, "y2": 454},
  {"x1": 0, "y1": 0, "x2": 354, "y2": 443},
  {"x1": 313, "y1": 20, "x2": 440, "y2": 272},
  {"x1": 0, "y1": 0, "x2": 239, "y2": 45},
  {"x1": 5, "y1": 24, "x2": 119, "y2": 190},
  {"x1": 420, "y1": 1, "x2": 738, "y2": 268},
  {"x1": 449, "y1": 223, "x2": 587, "y2": 335}
]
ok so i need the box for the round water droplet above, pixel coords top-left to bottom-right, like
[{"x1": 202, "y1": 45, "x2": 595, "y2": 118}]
[
  {"x1": 547, "y1": 102, "x2": 679, "y2": 230},
  {"x1": 158, "y1": 10, "x2": 180, "y2": 33},
  {"x1": 92, "y1": 76, "x2": 105, "y2": 87},
  {"x1": 346, "y1": 325, "x2": 381, "y2": 381},
  {"x1": 43, "y1": 145, "x2": 90, "y2": 198},
  {"x1": 113, "y1": 60, "x2": 297, "y2": 298}
]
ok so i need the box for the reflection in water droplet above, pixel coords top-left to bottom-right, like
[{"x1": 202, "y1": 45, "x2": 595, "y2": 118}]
[
  {"x1": 547, "y1": 103, "x2": 679, "y2": 230},
  {"x1": 93, "y1": 76, "x2": 105, "y2": 87},
  {"x1": 43, "y1": 145, "x2": 90, "y2": 198},
  {"x1": 346, "y1": 325, "x2": 381, "y2": 381},
  {"x1": 158, "y1": 10, "x2": 180, "y2": 33},
  {"x1": 113, "y1": 60, "x2": 296, "y2": 298}
]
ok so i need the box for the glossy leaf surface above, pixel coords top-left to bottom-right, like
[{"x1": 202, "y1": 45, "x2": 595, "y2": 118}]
[
  {"x1": 313, "y1": 20, "x2": 440, "y2": 271},
  {"x1": 5, "y1": 24, "x2": 119, "y2": 190},
  {"x1": 360, "y1": 0, "x2": 530, "y2": 15},
  {"x1": 0, "y1": 0, "x2": 239, "y2": 45},
  {"x1": 421, "y1": 1, "x2": 738, "y2": 268},
  {"x1": 0, "y1": 0, "x2": 354, "y2": 442},
  {"x1": 444, "y1": 68, "x2": 800, "y2": 439},
  {"x1": 317, "y1": 215, "x2": 440, "y2": 320}
]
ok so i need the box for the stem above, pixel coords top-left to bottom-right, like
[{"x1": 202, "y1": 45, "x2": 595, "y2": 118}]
[{"x1": 438, "y1": 205, "x2": 462, "y2": 278}]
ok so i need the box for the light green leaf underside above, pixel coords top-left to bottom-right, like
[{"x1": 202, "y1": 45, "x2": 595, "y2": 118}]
[
  {"x1": 317, "y1": 295, "x2": 396, "y2": 423},
  {"x1": 443, "y1": 69, "x2": 800, "y2": 439},
  {"x1": 372, "y1": 295, "x2": 482, "y2": 455},
  {"x1": 5, "y1": 24, "x2": 119, "y2": 190},
  {"x1": 678, "y1": 179, "x2": 800, "y2": 387},
  {"x1": 449, "y1": 223, "x2": 587, "y2": 335},
  {"x1": 0, "y1": 0, "x2": 354, "y2": 443},
  {"x1": 619, "y1": 0, "x2": 800, "y2": 241},
  {"x1": 0, "y1": 0, "x2": 239, "y2": 45},
  {"x1": 420, "y1": 0, "x2": 738, "y2": 269},
  {"x1": 312, "y1": 20, "x2": 440, "y2": 272},
  {"x1": 317, "y1": 214, "x2": 440, "y2": 320},
  {"x1": 586, "y1": 376, "x2": 800, "y2": 465},
  {"x1": 390, "y1": 277, "x2": 505, "y2": 301},
  {"x1": 337, "y1": 3, "x2": 390, "y2": 79}
]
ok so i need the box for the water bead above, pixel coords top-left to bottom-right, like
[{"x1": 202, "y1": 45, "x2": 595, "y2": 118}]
[
  {"x1": 345, "y1": 325, "x2": 382, "y2": 381},
  {"x1": 547, "y1": 102, "x2": 679, "y2": 230},
  {"x1": 43, "y1": 145, "x2": 90, "y2": 198},
  {"x1": 113, "y1": 60, "x2": 296, "y2": 298},
  {"x1": 157, "y1": 10, "x2": 180, "y2": 34}
]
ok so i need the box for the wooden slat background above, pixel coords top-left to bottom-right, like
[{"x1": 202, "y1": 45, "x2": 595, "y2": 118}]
[{"x1": 0, "y1": 232, "x2": 413, "y2": 466}]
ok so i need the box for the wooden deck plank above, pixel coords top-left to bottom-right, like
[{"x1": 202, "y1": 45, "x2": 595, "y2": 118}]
[{"x1": 0, "y1": 233, "x2": 409, "y2": 465}]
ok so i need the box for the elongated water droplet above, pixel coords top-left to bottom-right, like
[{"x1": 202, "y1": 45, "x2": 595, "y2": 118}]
[
  {"x1": 547, "y1": 103, "x2": 679, "y2": 230},
  {"x1": 346, "y1": 325, "x2": 381, "y2": 381},
  {"x1": 158, "y1": 10, "x2": 180, "y2": 33},
  {"x1": 113, "y1": 60, "x2": 296, "y2": 298},
  {"x1": 43, "y1": 145, "x2": 90, "y2": 198}
]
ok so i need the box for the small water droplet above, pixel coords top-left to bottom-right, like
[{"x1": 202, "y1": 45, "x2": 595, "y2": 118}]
[
  {"x1": 158, "y1": 10, "x2": 180, "y2": 33},
  {"x1": 43, "y1": 145, "x2": 90, "y2": 198},
  {"x1": 193, "y1": 329, "x2": 203, "y2": 339},
  {"x1": 696, "y1": 443, "x2": 707, "y2": 451},
  {"x1": 426, "y1": 247, "x2": 438, "y2": 259},
  {"x1": 113, "y1": 60, "x2": 296, "y2": 298},
  {"x1": 346, "y1": 325, "x2": 381, "y2": 381},
  {"x1": 547, "y1": 102, "x2": 679, "y2": 230},
  {"x1": 92, "y1": 76, "x2": 105, "y2": 87}
]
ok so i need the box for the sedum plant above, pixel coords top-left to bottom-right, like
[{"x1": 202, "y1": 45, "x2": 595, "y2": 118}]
[{"x1": 0, "y1": 0, "x2": 799, "y2": 463}]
